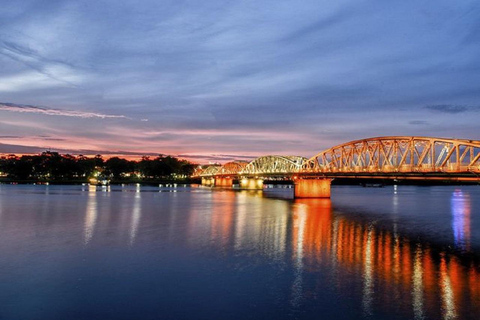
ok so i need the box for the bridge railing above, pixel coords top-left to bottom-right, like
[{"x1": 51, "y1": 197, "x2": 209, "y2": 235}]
[{"x1": 300, "y1": 163, "x2": 480, "y2": 174}]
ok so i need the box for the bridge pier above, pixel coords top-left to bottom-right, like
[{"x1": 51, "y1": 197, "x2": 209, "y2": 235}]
[
  {"x1": 294, "y1": 178, "x2": 332, "y2": 198},
  {"x1": 215, "y1": 177, "x2": 233, "y2": 187},
  {"x1": 201, "y1": 177, "x2": 215, "y2": 187},
  {"x1": 240, "y1": 178, "x2": 264, "y2": 190}
]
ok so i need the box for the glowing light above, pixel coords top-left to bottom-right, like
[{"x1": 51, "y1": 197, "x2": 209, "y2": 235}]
[
  {"x1": 362, "y1": 226, "x2": 374, "y2": 316},
  {"x1": 234, "y1": 192, "x2": 248, "y2": 251},
  {"x1": 440, "y1": 256, "x2": 457, "y2": 320},
  {"x1": 129, "y1": 190, "x2": 142, "y2": 245},
  {"x1": 412, "y1": 245, "x2": 425, "y2": 320},
  {"x1": 291, "y1": 203, "x2": 307, "y2": 308},
  {"x1": 84, "y1": 185, "x2": 98, "y2": 245},
  {"x1": 451, "y1": 190, "x2": 471, "y2": 250}
]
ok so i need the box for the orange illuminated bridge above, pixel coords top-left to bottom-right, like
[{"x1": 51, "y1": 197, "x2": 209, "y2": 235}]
[{"x1": 193, "y1": 136, "x2": 480, "y2": 198}]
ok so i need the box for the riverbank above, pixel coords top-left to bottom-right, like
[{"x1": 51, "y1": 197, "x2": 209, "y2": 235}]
[
  {"x1": 0, "y1": 177, "x2": 201, "y2": 185},
  {"x1": 1, "y1": 177, "x2": 478, "y2": 186}
]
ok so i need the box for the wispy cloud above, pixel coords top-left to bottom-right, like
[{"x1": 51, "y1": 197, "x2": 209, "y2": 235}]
[
  {"x1": 0, "y1": 102, "x2": 128, "y2": 119},
  {"x1": 0, "y1": 40, "x2": 81, "y2": 87},
  {"x1": 0, "y1": 135, "x2": 23, "y2": 139},
  {"x1": 408, "y1": 120, "x2": 429, "y2": 125},
  {"x1": 178, "y1": 153, "x2": 255, "y2": 163},
  {"x1": 425, "y1": 105, "x2": 480, "y2": 114}
]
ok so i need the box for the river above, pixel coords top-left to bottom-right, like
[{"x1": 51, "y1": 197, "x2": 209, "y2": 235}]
[{"x1": 0, "y1": 184, "x2": 478, "y2": 319}]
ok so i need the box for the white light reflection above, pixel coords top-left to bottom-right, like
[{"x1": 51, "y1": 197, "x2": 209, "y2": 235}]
[
  {"x1": 393, "y1": 185, "x2": 399, "y2": 215},
  {"x1": 440, "y1": 256, "x2": 457, "y2": 320},
  {"x1": 291, "y1": 203, "x2": 307, "y2": 308},
  {"x1": 84, "y1": 185, "x2": 98, "y2": 245},
  {"x1": 0, "y1": 185, "x2": 3, "y2": 222},
  {"x1": 412, "y1": 245, "x2": 425, "y2": 320},
  {"x1": 234, "y1": 192, "x2": 247, "y2": 251},
  {"x1": 331, "y1": 217, "x2": 339, "y2": 267},
  {"x1": 259, "y1": 201, "x2": 288, "y2": 261},
  {"x1": 451, "y1": 190, "x2": 471, "y2": 251},
  {"x1": 129, "y1": 184, "x2": 142, "y2": 246},
  {"x1": 270, "y1": 202, "x2": 287, "y2": 260},
  {"x1": 362, "y1": 226, "x2": 374, "y2": 316}
]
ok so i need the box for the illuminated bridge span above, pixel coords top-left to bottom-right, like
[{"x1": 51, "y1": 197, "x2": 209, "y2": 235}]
[{"x1": 194, "y1": 136, "x2": 480, "y2": 198}]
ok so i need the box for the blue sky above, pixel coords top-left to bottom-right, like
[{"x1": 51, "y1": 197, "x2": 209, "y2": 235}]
[{"x1": 1, "y1": 0, "x2": 479, "y2": 162}]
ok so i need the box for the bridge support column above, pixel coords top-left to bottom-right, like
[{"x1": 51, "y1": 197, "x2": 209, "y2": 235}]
[
  {"x1": 201, "y1": 177, "x2": 215, "y2": 187},
  {"x1": 240, "y1": 178, "x2": 264, "y2": 190},
  {"x1": 294, "y1": 179, "x2": 332, "y2": 198},
  {"x1": 215, "y1": 177, "x2": 233, "y2": 187}
]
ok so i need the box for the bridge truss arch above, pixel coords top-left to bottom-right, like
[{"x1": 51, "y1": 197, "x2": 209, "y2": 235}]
[
  {"x1": 303, "y1": 136, "x2": 480, "y2": 174},
  {"x1": 217, "y1": 161, "x2": 249, "y2": 176},
  {"x1": 242, "y1": 155, "x2": 307, "y2": 175},
  {"x1": 196, "y1": 165, "x2": 221, "y2": 177}
]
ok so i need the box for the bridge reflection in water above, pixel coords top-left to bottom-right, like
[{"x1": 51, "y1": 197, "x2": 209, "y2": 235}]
[
  {"x1": 74, "y1": 186, "x2": 480, "y2": 318},
  {"x1": 291, "y1": 198, "x2": 480, "y2": 320},
  {"x1": 192, "y1": 189, "x2": 480, "y2": 319},
  {"x1": 4, "y1": 184, "x2": 480, "y2": 319}
]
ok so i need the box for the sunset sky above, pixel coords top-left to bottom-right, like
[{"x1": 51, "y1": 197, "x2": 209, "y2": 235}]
[{"x1": 1, "y1": 0, "x2": 479, "y2": 163}]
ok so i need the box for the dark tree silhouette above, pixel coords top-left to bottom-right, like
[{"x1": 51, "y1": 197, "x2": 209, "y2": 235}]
[{"x1": 0, "y1": 152, "x2": 197, "y2": 182}]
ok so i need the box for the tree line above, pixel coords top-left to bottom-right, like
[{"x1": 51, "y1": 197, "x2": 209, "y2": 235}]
[{"x1": 0, "y1": 152, "x2": 196, "y2": 182}]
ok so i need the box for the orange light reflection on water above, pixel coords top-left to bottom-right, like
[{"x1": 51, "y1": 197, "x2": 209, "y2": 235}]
[
  {"x1": 293, "y1": 198, "x2": 480, "y2": 319},
  {"x1": 184, "y1": 192, "x2": 480, "y2": 319}
]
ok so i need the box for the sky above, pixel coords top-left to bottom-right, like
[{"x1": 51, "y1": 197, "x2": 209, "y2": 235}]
[{"x1": 1, "y1": 0, "x2": 479, "y2": 163}]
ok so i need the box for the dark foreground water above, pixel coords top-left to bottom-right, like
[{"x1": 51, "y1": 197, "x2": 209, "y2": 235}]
[{"x1": 0, "y1": 184, "x2": 479, "y2": 320}]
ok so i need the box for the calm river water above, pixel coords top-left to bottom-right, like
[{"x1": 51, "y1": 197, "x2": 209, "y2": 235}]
[{"x1": 0, "y1": 184, "x2": 479, "y2": 320}]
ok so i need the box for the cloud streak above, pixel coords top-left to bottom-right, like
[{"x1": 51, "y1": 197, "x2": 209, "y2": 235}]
[
  {"x1": 425, "y1": 105, "x2": 480, "y2": 114},
  {"x1": 0, "y1": 39, "x2": 84, "y2": 88},
  {"x1": 0, "y1": 102, "x2": 128, "y2": 119},
  {"x1": 0, "y1": 142, "x2": 246, "y2": 163},
  {"x1": 409, "y1": 120, "x2": 429, "y2": 126}
]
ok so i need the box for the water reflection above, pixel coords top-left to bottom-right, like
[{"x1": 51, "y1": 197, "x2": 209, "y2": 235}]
[
  {"x1": 262, "y1": 199, "x2": 288, "y2": 260},
  {"x1": 206, "y1": 190, "x2": 290, "y2": 260},
  {"x1": 84, "y1": 185, "x2": 98, "y2": 245},
  {"x1": 440, "y1": 254, "x2": 457, "y2": 320},
  {"x1": 291, "y1": 202, "x2": 307, "y2": 308},
  {"x1": 363, "y1": 226, "x2": 374, "y2": 316},
  {"x1": 392, "y1": 185, "x2": 399, "y2": 215},
  {"x1": 293, "y1": 198, "x2": 480, "y2": 320},
  {"x1": 129, "y1": 184, "x2": 142, "y2": 246},
  {"x1": 0, "y1": 187, "x2": 3, "y2": 222},
  {"x1": 412, "y1": 245, "x2": 425, "y2": 320},
  {"x1": 1, "y1": 185, "x2": 479, "y2": 320},
  {"x1": 234, "y1": 192, "x2": 248, "y2": 251},
  {"x1": 210, "y1": 191, "x2": 235, "y2": 249},
  {"x1": 451, "y1": 190, "x2": 471, "y2": 251}
]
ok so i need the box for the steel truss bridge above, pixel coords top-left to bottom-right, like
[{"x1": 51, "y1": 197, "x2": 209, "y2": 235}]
[{"x1": 193, "y1": 136, "x2": 480, "y2": 197}]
